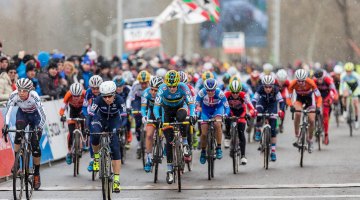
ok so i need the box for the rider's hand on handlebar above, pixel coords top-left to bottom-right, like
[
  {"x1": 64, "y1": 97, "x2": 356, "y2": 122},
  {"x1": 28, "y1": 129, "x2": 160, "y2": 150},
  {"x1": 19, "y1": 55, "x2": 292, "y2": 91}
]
[
  {"x1": 60, "y1": 115, "x2": 67, "y2": 122},
  {"x1": 290, "y1": 106, "x2": 295, "y2": 113},
  {"x1": 249, "y1": 109, "x2": 257, "y2": 118},
  {"x1": 278, "y1": 110, "x2": 285, "y2": 119},
  {"x1": 142, "y1": 116, "x2": 148, "y2": 124},
  {"x1": 189, "y1": 116, "x2": 197, "y2": 126}
]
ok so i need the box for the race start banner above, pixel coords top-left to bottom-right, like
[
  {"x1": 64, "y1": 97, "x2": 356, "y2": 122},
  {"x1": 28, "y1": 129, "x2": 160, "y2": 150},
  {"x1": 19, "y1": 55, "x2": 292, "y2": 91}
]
[
  {"x1": 222, "y1": 32, "x2": 245, "y2": 54},
  {"x1": 124, "y1": 17, "x2": 161, "y2": 50}
]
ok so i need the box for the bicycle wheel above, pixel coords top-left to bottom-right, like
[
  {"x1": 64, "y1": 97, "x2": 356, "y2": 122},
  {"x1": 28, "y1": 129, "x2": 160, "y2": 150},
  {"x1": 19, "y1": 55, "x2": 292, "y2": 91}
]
[
  {"x1": 300, "y1": 127, "x2": 306, "y2": 167},
  {"x1": 230, "y1": 125, "x2": 238, "y2": 174},
  {"x1": 334, "y1": 105, "x2": 340, "y2": 128},
  {"x1": 176, "y1": 143, "x2": 183, "y2": 192},
  {"x1": 101, "y1": 151, "x2": 112, "y2": 200},
  {"x1": 348, "y1": 103, "x2": 353, "y2": 137},
  {"x1": 153, "y1": 132, "x2": 160, "y2": 183},
  {"x1": 211, "y1": 135, "x2": 215, "y2": 178},
  {"x1": 24, "y1": 150, "x2": 33, "y2": 198},
  {"x1": 140, "y1": 129, "x2": 146, "y2": 168},
  {"x1": 13, "y1": 152, "x2": 24, "y2": 200},
  {"x1": 207, "y1": 128, "x2": 213, "y2": 180},
  {"x1": 73, "y1": 130, "x2": 80, "y2": 177},
  {"x1": 263, "y1": 127, "x2": 271, "y2": 170}
]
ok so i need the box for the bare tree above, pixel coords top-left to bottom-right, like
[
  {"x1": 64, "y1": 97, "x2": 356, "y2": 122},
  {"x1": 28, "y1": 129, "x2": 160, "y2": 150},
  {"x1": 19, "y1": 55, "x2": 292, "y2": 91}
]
[{"x1": 337, "y1": 0, "x2": 354, "y2": 60}]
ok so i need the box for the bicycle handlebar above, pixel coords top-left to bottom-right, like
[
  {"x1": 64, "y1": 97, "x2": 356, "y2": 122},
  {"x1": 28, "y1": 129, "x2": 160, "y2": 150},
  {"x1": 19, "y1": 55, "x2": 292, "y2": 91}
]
[
  {"x1": 67, "y1": 118, "x2": 86, "y2": 121},
  {"x1": 90, "y1": 132, "x2": 113, "y2": 135},
  {"x1": 7, "y1": 129, "x2": 36, "y2": 133},
  {"x1": 257, "y1": 113, "x2": 279, "y2": 117},
  {"x1": 291, "y1": 110, "x2": 316, "y2": 120},
  {"x1": 197, "y1": 119, "x2": 223, "y2": 122},
  {"x1": 163, "y1": 121, "x2": 190, "y2": 126}
]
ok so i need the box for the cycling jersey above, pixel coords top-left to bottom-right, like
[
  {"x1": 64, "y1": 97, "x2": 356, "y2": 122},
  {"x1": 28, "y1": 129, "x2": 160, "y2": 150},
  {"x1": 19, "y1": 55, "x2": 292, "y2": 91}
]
[
  {"x1": 5, "y1": 90, "x2": 46, "y2": 129},
  {"x1": 225, "y1": 91, "x2": 254, "y2": 123},
  {"x1": 117, "y1": 85, "x2": 131, "y2": 102},
  {"x1": 196, "y1": 88, "x2": 230, "y2": 120},
  {"x1": 246, "y1": 78, "x2": 261, "y2": 95},
  {"x1": 59, "y1": 90, "x2": 86, "y2": 116},
  {"x1": 89, "y1": 94, "x2": 127, "y2": 124},
  {"x1": 252, "y1": 85, "x2": 285, "y2": 112},
  {"x1": 126, "y1": 81, "x2": 143, "y2": 110},
  {"x1": 141, "y1": 87, "x2": 156, "y2": 119},
  {"x1": 339, "y1": 71, "x2": 360, "y2": 95},
  {"x1": 287, "y1": 78, "x2": 322, "y2": 108},
  {"x1": 275, "y1": 79, "x2": 290, "y2": 99},
  {"x1": 313, "y1": 76, "x2": 338, "y2": 99},
  {"x1": 153, "y1": 82, "x2": 195, "y2": 120}
]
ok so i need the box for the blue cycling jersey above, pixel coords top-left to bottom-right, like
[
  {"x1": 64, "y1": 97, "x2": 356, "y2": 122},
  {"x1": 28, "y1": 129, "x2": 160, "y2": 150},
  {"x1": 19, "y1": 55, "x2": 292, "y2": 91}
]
[
  {"x1": 153, "y1": 82, "x2": 195, "y2": 119},
  {"x1": 117, "y1": 85, "x2": 131, "y2": 102},
  {"x1": 141, "y1": 87, "x2": 155, "y2": 118},
  {"x1": 196, "y1": 88, "x2": 230, "y2": 115}
]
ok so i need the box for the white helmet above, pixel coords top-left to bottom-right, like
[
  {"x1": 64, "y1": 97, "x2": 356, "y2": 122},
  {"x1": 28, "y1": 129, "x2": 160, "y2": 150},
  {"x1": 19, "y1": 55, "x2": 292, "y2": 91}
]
[
  {"x1": 276, "y1": 69, "x2": 288, "y2": 82},
  {"x1": 334, "y1": 65, "x2": 343, "y2": 74},
  {"x1": 313, "y1": 62, "x2": 322, "y2": 70},
  {"x1": 122, "y1": 71, "x2": 134, "y2": 84},
  {"x1": 263, "y1": 63, "x2": 274, "y2": 73},
  {"x1": 156, "y1": 68, "x2": 167, "y2": 78},
  {"x1": 99, "y1": 81, "x2": 116, "y2": 96},
  {"x1": 16, "y1": 78, "x2": 33, "y2": 90},
  {"x1": 262, "y1": 75, "x2": 275, "y2": 85},
  {"x1": 227, "y1": 66, "x2": 239, "y2": 77},
  {"x1": 89, "y1": 75, "x2": 103, "y2": 88},
  {"x1": 295, "y1": 69, "x2": 308, "y2": 81},
  {"x1": 70, "y1": 83, "x2": 83, "y2": 96},
  {"x1": 179, "y1": 71, "x2": 188, "y2": 83},
  {"x1": 203, "y1": 62, "x2": 213, "y2": 71},
  {"x1": 149, "y1": 76, "x2": 163, "y2": 88}
]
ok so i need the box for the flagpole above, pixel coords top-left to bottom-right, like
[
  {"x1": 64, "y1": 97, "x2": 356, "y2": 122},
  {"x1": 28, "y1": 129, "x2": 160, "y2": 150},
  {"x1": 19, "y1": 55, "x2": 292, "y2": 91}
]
[
  {"x1": 177, "y1": 18, "x2": 184, "y2": 55},
  {"x1": 117, "y1": 0, "x2": 123, "y2": 57}
]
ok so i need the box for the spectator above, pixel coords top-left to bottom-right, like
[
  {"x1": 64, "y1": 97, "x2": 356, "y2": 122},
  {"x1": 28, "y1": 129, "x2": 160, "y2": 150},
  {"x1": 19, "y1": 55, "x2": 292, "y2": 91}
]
[
  {"x1": 77, "y1": 56, "x2": 93, "y2": 89},
  {"x1": 26, "y1": 63, "x2": 42, "y2": 96},
  {"x1": 0, "y1": 57, "x2": 9, "y2": 74},
  {"x1": 0, "y1": 63, "x2": 17, "y2": 101},
  {"x1": 99, "y1": 61, "x2": 112, "y2": 81},
  {"x1": 39, "y1": 62, "x2": 66, "y2": 99},
  {"x1": 63, "y1": 61, "x2": 76, "y2": 86}
]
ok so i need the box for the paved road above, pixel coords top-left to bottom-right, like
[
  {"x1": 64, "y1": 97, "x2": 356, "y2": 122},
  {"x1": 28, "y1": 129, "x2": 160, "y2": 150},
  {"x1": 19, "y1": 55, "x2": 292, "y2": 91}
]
[{"x1": 1, "y1": 113, "x2": 360, "y2": 199}]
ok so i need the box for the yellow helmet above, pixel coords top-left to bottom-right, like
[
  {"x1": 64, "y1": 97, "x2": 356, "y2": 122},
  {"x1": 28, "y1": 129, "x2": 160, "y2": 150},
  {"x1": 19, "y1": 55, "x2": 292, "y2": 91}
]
[
  {"x1": 164, "y1": 70, "x2": 180, "y2": 87},
  {"x1": 344, "y1": 62, "x2": 354, "y2": 72},
  {"x1": 229, "y1": 75, "x2": 241, "y2": 83},
  {"x1": 202, "y1": 71, "x2": 214, "y2": 80},
  {"x1": 137, "y1": 70, "x2": 151, "y2": 83}
]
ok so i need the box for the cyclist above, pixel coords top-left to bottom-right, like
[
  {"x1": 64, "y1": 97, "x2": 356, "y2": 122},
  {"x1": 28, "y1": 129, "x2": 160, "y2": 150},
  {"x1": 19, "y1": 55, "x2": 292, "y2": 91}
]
[
  {"x1": 340, "y1": 62, "x2": 360, "y2": 129},
  {"x1": 2, "y1": 78, "x2": 46, "y2": 190},
  {"x1": 195, "y1": 70, "x2": 215, "y2": 93},
  {"x1": 59, "y1": 83, "x2": 86, "y2": 165},
  {"x1": 246, "y1": 70, "x2": 261, "y2": 97},
  {"x1": 287, "y1": 69, "x2": 322, "y2": 153},
  {"x1": 126, "y1": 70, "x2": 151, "y2": 159},
  {"x1": 82, "y1": 75, "x2": 103, "y2": 172},
  {"x1": 331, "y1": 65, "x2": 344, "y2": 119},
  {"x1": 275, "y1": 69, "x2": 290, "y2": 133},
  {"x1": 224, "y1": 80, "x2": 256, "y2": 164},
  {"x1": 153, "y1": 70, "x2": 196, "y2": 184},
  {"x1": 252, "y1": 75, "x2": 285, "y2": 161},
  {"x1": 220, "y1": 73, "x2": 231, "y2": 91},
  {"x1": 89, "y1": 81, "x2": 127, "y2": 193},
  {"x1": 114, "y1": 76, "x2": 132, "y2": 148},
  {"x1": 313, "y1": 69, "x2": 338, "y2": 145},
  {"x1": 142, "y1": 76, "x2": 163, "y2": 172},
  {"x1": 196, "y1": 78, "x2": 230, "y2": 164}
]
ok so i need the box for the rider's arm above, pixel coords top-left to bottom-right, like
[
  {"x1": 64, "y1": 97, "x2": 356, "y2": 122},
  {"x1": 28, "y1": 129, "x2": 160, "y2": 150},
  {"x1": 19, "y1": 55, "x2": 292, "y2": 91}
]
[
  {"x1": 242, "y1": 92, "x2": 255, "y2": 111},
  {"x1": 59, "y1": 91, "x2": 71, "y2": 116},
  {"x1": 325, "y1": 77, "x2": 339, "y2": 100},
  {"x1": 219, "y1": 91, "x2": 230, "y2": 115},
  {"x1": 276, "y1": 91, "x2": 286, "y2": 111},
  {"x1": 286, "y1": 80, "x2": 296, "y2": 106},
  {"x1": 88, "y1": 96, "x2": 100, "y2": 116},
  {"x1": 4, "y1": 91, "x2": 17, "y2": 126},
  {"x1": 126, "y1": 84, "x2": 136, "y2": 109},
  {"x1": 194, "y1": 79, "x2": 203, "y2": 94},
  {"x1": 153, "y1": 86, "x2": 164, "y2": 119},
  {"x1": 307, "y1": 78, "x2": 323, "y2": 108},
  {"x1": 116, "y1": 95, "x2": 128, "y2": 127},
  {"x1": 33, "y1": 92, "x2": 47, "y2": 129},
  {"x1": 82, "y1": 91, "x2": 89, "y2": 117},
  {"x1": 242, "y1": 82, "x2": 253, "y2": 96},
  {"x1": 251, "y1": 91, "x2": 260, "y2": 108},
  {"x1": 181, "y1": 83, "x2": 196, "y2": 116},
  {"x1": 141, "y1": 91, "x2": 149, "y2": 117}
]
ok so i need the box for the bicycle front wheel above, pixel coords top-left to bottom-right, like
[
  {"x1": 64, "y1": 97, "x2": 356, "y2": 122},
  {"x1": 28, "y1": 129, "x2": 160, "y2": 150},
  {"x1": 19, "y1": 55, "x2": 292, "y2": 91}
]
[
  {"x1": 140, "y1": 130, "x2": 146, "y2": 167},
  {"x1": 300, "y1": 127, "x2": 306, "y2": 167},
  {"x1": 315, "y1": 114, "x2": 322, "y2": 151},
  {"x1": 348, "y1": 103, "x2": 353, "y2": 137},
  {"x1": 13, "y1": 152, "x2": 24, "y2": 200},
  {"x1": 101, "y1": 151, "x2": 112, "y2": 200},
  {"x1": 73, "y1": 130, "x2": 81, "y2": 177},
  {"x1": 24, "y1": 150, "x2": 33, "y2": 199},
  {"x1": 262, "y1": 127, "x2": 271, "y2": 170},
  {"x1": 231, "y1": 125, "x2": 239, "y2": 174},
  {"x1": 207, "y1": 130, "x2": 213, "y2": 180}
]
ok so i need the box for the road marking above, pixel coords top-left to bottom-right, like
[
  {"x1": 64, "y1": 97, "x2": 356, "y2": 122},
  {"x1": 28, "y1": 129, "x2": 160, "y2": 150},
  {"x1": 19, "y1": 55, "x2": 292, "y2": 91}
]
[{"x1": 1, "y1": 183, "x2": 360, "y2": 191}]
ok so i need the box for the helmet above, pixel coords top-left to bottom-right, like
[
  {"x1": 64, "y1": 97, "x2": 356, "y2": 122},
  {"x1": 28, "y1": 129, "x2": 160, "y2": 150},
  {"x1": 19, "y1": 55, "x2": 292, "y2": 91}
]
[
  {"x1": 263, "y1": 63, "x2": 274, "y2": 73},
  {"x1": 344, "y1": 62, "x2": 354, "y2": 72},
  {"x1": 156, "y1": 68, "x2": 167, "y2": 78},
  {"x1": 313, "y1": 62, "x2": 322, "y2": 70},
  {"x1": 229, "y1": 75, "x2": 241, "y2": 83},
  {"x1": 295, "y1": 69, "x2": 308, "y2": 81},
  {"x1": 227, "y1": 66, "x2": 238, "y2": 77},
  {"x1": 314, "y1": 69, "x2": 325, "y2": 79},
  {"x1": 99, "y1": 81, "x2": 116, "y2": 96},
  {"x1": 203, "y1": 78, "x2": 218, "y2": 90},
  {"x1": 164, "y1": 70, "x2": 180, "y2": 87},
  {"x1": 89, "y1": 75, "x2": 103, "y2": 88},
  {"x1": 229, "y1": 80, "x2": 242, "y2": 93},
  {"x1": 179, "y1": 71, "x2": 188, "y2": 83},
  {"x1": 203, "y1": 62, "x2": 213, "y2": 71},
  {"x1": 16, "y1": 78, "x2": 33, "y2": 90},
  {"x1": 122, "y1": 71, "x2": 134, "y2": 84},
  {"x1": 137, "y1": 70, "x2": 151, "y2": 83},
  {"x1": 262, "y1": 75, "x2": 275, "y2": 85},
  {"x1": 185, "y1": 67, "x2": 195, "y2": 76},
  {"x1": 113, "y1": 75, "x2": 126, "y2": 87},
  {"x1": 276, "y1": 69, "x2": 288, "y2": 82},
  {"x1": 250, "y1": 70, "x2": 260, "y2": 79},
  {"x1": 334, "y1": 65, "x2": 343, "y2": 74},
  {"x1": 70, "y1": 83, "x2": 83, "y2": 96},
  {"x1": 201, "y1": 71, "x2": 214, "y2": 80},
  {"x1": 222, "y1": 73, "x2": 231, "y2": 85},
  {"x1": 149, "y1": 76, "x2": 163, "y2": 88}
]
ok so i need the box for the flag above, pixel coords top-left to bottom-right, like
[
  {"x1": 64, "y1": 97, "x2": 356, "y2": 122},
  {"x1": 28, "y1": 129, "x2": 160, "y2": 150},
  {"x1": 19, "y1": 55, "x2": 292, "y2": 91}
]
[{"x1": 155, "y1": 0, "x2": 220, "y2": 25}]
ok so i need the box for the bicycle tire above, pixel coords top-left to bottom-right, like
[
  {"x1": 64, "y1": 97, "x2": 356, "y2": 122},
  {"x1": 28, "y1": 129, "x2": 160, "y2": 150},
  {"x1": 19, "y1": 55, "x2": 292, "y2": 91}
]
[
  {"x1": 92, "y1": 171, "x2": 97, "y2": 181},
  {"x1": 211, "y1": 134, "x2": 215, "y2": 178},
  {"x1": 13, "y1": 152, "x2": 24, "y2": 200},
  {"x1": 207, "y1": 128, "x2": 213, "y2": 180},
  {"x1": 73, "y1": 130, "x2": 80, "y2": 177},
  {"x1": 263, "y1": 127, "x2": 270, "y2": 170},
  {"x1": 300, "y1": 127, "x2": 306, "y2": 167},
  {"x1": 334, "y1": 105, "x2": 340, "y2": 128},
  {"x1": 153, "y1": 132, "x2": 160, "y2": 183},
  {"x1": 176, "y1": 143, "x2": 183, "y2": 192},
  {"x1": 140, "y1": 130, "x2": 146, "y2": 168},
  {"x1": 348, "y1": 102, "x2": 353, "y2": 137},
  {"x1": 230, "y1": 124, "x2": 238, "y2": 174},
  {"x1": 24, "y1": 149, "x2": 33, "y2": 199},
  {"x1": 101, "y1": 150, "x2": 112, "y2": 200}
]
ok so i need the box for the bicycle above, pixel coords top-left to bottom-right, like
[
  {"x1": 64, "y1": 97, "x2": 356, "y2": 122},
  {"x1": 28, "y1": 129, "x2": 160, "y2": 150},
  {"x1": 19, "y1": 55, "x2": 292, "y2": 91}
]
[
  {"x1": 162, "y1": 121, "x2": 189, "y2": 192},
  {"x1": 292, "y1": 109, "x2": 316, "y2": 167},
  {"x1": 257, "y1": 113, "x2": 278, "y2": 170},
  {"x1": 198, "y1": 118, "x2": 222, "y2": 180},
  {"x1": 333, "y1": 102, "x2": 341, "y2": 128},
  {"x1": 91, "y1": 131, "x2": 114, "y2": 200},
  {"x1": 346, "y1": 95, "x2": 355, "y2": 136},
  {"x1": 228, "y1": 116, "x2": 241, "y2": 174},
  {"x1": 67, "y1": 118, "x2": 86, "y2": 177},
  {"x1": 118, "y1": 127, "x2": 127, "y2": 165},
  {"x1": 314, "y1": 113, "x2": 323, "y2": 150},
  {"x1": 7, "y1": 129, "x2": 37, "y2": 200}
]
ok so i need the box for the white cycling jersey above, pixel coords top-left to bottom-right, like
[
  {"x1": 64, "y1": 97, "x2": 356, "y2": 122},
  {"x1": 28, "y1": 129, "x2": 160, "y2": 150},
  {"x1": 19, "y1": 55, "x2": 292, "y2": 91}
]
[
  {"x1": 126, "y1": 81, "x2": 144, "y2": 109},
  {"x1": 4, "y1": 90, "x2": 46, "y2": 128}
]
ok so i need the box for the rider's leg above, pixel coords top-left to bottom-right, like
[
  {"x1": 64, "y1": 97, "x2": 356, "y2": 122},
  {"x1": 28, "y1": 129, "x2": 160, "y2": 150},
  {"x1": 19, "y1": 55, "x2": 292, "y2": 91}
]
[
  {"x1": 214, "y1": 115, "x2": 223, "y2": 147},
  {"x1": 294, "y1": 102, "x2": 302, "y2": 137},
  {"x1": 237, "y1": 122, "x2": 246, "y2": 157}
]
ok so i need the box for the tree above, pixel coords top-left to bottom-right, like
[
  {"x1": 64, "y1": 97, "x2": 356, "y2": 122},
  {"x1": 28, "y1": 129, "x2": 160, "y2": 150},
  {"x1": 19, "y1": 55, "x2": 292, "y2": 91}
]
[{"x1": 336, "y1": 0, "x2": 355, "y2": 60}]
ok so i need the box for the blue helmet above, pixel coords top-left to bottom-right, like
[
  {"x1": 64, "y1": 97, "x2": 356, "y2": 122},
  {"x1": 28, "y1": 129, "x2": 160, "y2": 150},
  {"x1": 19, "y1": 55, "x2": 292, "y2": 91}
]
[
  {"x1": 113, "y1": 76, "x2": 125, "y2": 87},
  {"x1": 203, "y1": 78, "x2": 218, "y2": 90}
]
